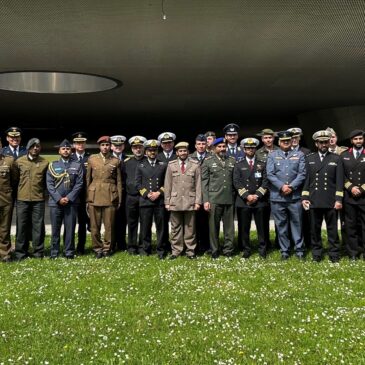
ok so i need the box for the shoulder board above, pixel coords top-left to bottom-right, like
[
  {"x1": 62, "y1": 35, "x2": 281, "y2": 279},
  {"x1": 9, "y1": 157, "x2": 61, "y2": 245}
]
[
  {"x1": 308, "y1": 152, "x2": 316, "y2": 156},
  {"x1": 189, "y1": 159, "x2": 199, "y2": 165},
  {"x1": 228, "y1": 156, "x2": 236, "y2": 161},
  {"x1": 168, "y1": 160, "x2": 177, "y2": 165},
  {"x1": 205, "y1": 156, "x2": 212, "y2": 161},
  {"x1": 124, "y1": 157, "x2": 131, "y2": 162}
]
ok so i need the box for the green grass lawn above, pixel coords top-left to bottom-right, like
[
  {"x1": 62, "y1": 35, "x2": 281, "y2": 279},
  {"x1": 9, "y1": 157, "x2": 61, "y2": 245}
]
[{"x1": 1, "y1": 237, "x2": 365, "y2": 364}]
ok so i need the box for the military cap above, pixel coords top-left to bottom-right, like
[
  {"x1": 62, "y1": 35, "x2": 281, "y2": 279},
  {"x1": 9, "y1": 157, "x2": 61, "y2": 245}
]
[
  {"x1": 6, "y1": 126, "x2": 22, "y2": 137},
  {"x1": 144, "y1": 139, "x2": 160, "y2": 149},
  {"x1": 326, "y1": 127, "x2": 336, "y2": 136},
  {"x1": 287, "y1": 127, "x2": 303, "y2": 137},
  {"x1": 312, "y1": 130, "x2": 331, "y2": 141},
  {"x1": 277, "y1": 131, "x2": 293, "y2": 140},
  {"x1": 26, "y1": 138, "x2": 40, "y2": 150},
  {"x1": 212, "y1": 137, "x2": 226, "y2": 146},
  {"x1": 241, "y1": 137, "x2": 260, "y2": 148},
  {"x1": 110, "y1": 135, "x2": 126, "y2": 145},
  {"x1": 158, "y1": 132, "x2": 176, "y2": 143},
  {"x1": 349, "y1": 129, "x2": 365, "y2": 139},
  {"x1": 205, "y1": 131, "x2": 216, "y2": 137},
  {"x1": 223, "y1": 123, "x2": 240, "y2": 135},
  {"x1": 128, "y1": 135, "x2": 147, "y2": 146},
  {"x1": 97, "y1": 136, "x2": 111, "y2": 144},
  {"x1": 72, "y1": 131, "x2": 88, "y2": 142},
  {"x1": 175, "y1": 141, "x2": 189, "y2": 150},
  {"x1": 257, "y1": 128, "x2": 276, "y2": 137},
  {"x1": 195, "y1": 134, "x2": 207, "y2": 142},
  {"x1": 58, "y1": 139, "x2": 72, "y2": 148}
]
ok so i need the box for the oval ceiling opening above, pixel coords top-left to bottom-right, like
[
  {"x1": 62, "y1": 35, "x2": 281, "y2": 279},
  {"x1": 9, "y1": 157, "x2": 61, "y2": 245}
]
[{"x1": 0, "y1": 71, "x2": 120, "y2": 93}]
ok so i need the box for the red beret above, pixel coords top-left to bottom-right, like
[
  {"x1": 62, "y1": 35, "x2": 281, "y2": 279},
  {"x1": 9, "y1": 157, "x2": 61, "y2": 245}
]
[{"x1": 97, "y1": 136, "x2": 111, "y2": 144}]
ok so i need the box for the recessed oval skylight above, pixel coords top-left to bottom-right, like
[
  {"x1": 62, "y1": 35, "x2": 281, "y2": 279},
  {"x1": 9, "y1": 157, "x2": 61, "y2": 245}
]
[{"x1": 0, "y1": 71, "x2": 120, "y2": 93}]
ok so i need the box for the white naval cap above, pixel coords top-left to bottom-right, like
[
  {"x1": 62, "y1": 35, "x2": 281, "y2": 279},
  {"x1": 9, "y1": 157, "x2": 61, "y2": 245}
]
[
  {"x1": 157, "y1": 132, "x2": 176, "y2": 143},
  {"x1": 128, "y1": 135, "x2": 147, "y2": 146}
]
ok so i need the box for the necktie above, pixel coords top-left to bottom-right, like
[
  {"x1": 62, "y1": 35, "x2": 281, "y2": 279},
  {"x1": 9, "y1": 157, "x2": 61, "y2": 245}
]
[
  {"x1": 79, "y1": 155, "x2": 82, "y2": 162},
  {"x1": 181, "y1": 161, "x2": 185, "y2": 173},
  {"x1": 230, "y1": 148, "x2": 235, "y2": 155},
  {"x1": 249, "y1": 160, "x2": 253, "y2": 171},
  {"x1": 356, "y1": 150, "x2": 360, "y2": 159},
  {"x1": 285, "y1": 152, "x2": 288, "y2": 158},
  {"x1": 13, "y1": 149, "x2": 18, "y2": 158},
  {"x1": 151, "y1": 161, "x2": 155, "y2": 167}
]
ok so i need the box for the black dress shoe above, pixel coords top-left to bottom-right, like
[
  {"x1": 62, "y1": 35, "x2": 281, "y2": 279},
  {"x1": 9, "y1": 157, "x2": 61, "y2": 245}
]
[
  {"x1": 76, "y1": 247, "x2": 85, "y2": 255},
  {"x1": 95, "y1": 252, "x2": 103, "y2": 259},
  {"x1": 103, "y1": 251, "x2": 112, "y2": 257},
  {"x1": 224, "y1": 252, "x2": 234, "y2": 258},
  {"x1": 65, "y1": 255, "x2": 75, "y2": 260},
  {"x1": 329, "y1": 257, "x2": 340, "y2": 263},
  {"x1": 187, "y1": 255, "x2": 197, "y2": 260},
  {"x1": 169, "y1": 255, "x2": 178, "y2": 260},
  {"x1": 281, "y1": 255, "x2": 289, "y2": 261},
  {"x1": 211, "y1": 252, "x2": 219, "y2": 259},
  {"x1": 312, "y1": 256, "x2": 322, "y2": 262},
  {"x1": 2, "y1": 256, "x2": 12, "y2": 263},
  {"x1": 242, "y1": 252, "x2": 251, "y2": 259},
  {"x1": 158, "y1": 254, "x2": 165, "y2": 260},
  {"x1": 259, "y1": 252, "x2": 267, "y2": 259}
]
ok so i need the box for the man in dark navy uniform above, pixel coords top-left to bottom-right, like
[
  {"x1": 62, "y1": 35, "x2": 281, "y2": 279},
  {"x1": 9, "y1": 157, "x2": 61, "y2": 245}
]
[
  {"x1": 2, "y1": 127, "x2": 27, "y2": 160},
  {"x1": 123, "y1": 135, "x2": 146, "y2": 255},
  {"x1": 224, "y1": 123, "x2": 245, "y2": 161},
  {"x1": 70, "y1": 131, "x2": 90, "y2": 254},
  {"x1": 111, "y1": 135, "x2": 127, "y2": 252},
  {"x1": 233, "y1": 138, "x2": 269, "y2": 259},
  {"x1": 47, "y1": 140, "x2": 84, "y2": 259},
  {"x1": 190, "y1": 134, "x2": 211, "y2": 254},
  {"x1": 341, "y1": 129, "x2": 365, "y2": 260},
  {"x1": 301, "y1": 130, "x2": 344, "y2": 262},
  {"x1": 135, "y1": 139, "x2": 168, "y2": 259}
]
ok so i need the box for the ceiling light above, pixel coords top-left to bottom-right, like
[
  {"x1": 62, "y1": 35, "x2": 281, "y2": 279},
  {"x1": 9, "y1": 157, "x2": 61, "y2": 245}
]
[{"x1": 0, "y1": 71, "x2": 120, "y2": 93}]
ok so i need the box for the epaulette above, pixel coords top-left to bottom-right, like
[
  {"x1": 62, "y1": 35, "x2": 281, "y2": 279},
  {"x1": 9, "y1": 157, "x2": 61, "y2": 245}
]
[
  {"x1": 205, "y1": 156, "x2": 213, "y2": 161},
  {"x1": 228, "y1": 156, "x2": 236, "y2": 161},
  {"x1": 189, "y1": 158, "x2": 199, "y2": 165},
  {"x1": 124, "y1": 157, "x2": 131, "y2": 162},
  {"x1": 307, "y1": 152, "x2": 316, "y2": 156},
  {"x1": 168, "y1": 159, "x2": 177, "y2": 165}
]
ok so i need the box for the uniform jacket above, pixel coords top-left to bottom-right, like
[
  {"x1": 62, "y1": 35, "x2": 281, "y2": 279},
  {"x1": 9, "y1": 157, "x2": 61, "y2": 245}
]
[
  {"x1": 233, "y1": 158, "x2": 268, "y2": 208},
  {"x1": 301, "y1": 152, "x2": 344, "y2": 208},
  {"x1": 0, "y1": 155, "x2": 17, "y2": 206},
  {"x1": 189, "y1": 150, "x2": 211, "y2": 165},
  {"x1": 201, "y1": 154, "x2": 236, "y2": 205},
  {"x1": 329, "y1": 145, "x2": 348, "y2": 155},
  {"x1": 266, "y1": 149, "x2": 306, "y2": 202},
  {"x1": 123, "y1": 156, "x2": 145, "y2": 196},
  {"x1": 15, "y1": 155, "x2": 49, "y2": 201},
  {"x1": 164, "y1": 158, "x2": 202, "y2": 211},
  {"x1": 256, "y1": 145, "x2": 279, "y2": 163},
  {"x1": 135, "y1": 158, "x2": 167, "y2": 207},
  {"x1": 226, "y1": 145, "x2": 245, "y2": 161},
  {"x1": 46, "y1": 159, "x2": 84, "y2": 206},
  {"x1": 157, "y1": 151, "x2": 177, "y2": 163},
  {"x1": 2, "y1": 146, "x2": 27, "y2": 160},
  {"x1": 86, "y1": 153, "x2": 122, "y2": 207},
  {"x1": 70, "y1": 152, "x2": 90, "y2": 201},
  {"x1": 293, "y1": 146, "x2": 311, "y2": 155},
  {"x1": 341, "y1": 148, "x2": 365, "y2": 205}
]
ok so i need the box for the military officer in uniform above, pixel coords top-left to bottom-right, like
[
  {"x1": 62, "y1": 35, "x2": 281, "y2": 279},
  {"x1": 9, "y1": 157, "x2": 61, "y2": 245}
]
[
  {"x1": 233, "y1": 138, "x2": 269, "y2": 259},
  {"x1": 47, "y1": 139, "x2": 84, "y2": 259},
  {"x1": 256, "y1": 128, "x2": 280, "y2": 249},
  {"x1": 287, "y1": 127, "x2": 311, "y2": 155},
  {"x1": 124, "y1": 136, "x2": 147, "y2": 255},
  {"x1": 157, "y1": 132, "x2": 177, "y2": 162},
  {"x1": 341, "y1": 129, "x2": 365, "y2": 259},
  {"x1": 301, "y1": 130, "x2": 344, "y2": 262},
  {"x1": 266, "y1": 131, "x2": 306, "y2": 260},
  {"x1": 111, "y1": 135, "x2": 127, "y2": 251},
  {"x1": 205, "y1": 131, "x2": 216, "y2": 153},
  {"x1": 2, "y1": 127, "x2": 27, "y2": 160},
  {"x1": 326, "y1": 127, "x2": 348, "y2": 155},
  {"x1": 14, "y1": 138, "x2": 49, "y2": 260},
  {"x1": 164, "y1": 142, "x2": 201, "y2": 259},
  {"x1": 70, "y1": 131, "x2": 90, "y2": 254},
  {"x1": 0, "y1": 142, "x2": 17, "y2": 262},
  {"x1": 190, "y1": 134, "x2": 211, "y2": 254},
  {"x1": 86, "y1": 136, "x2": 122, "y2": 258},
  {"x1": 135, "y1": 139, "x2": 168, "y2": 258},
  {"x1": 201, "y1": 137, "x2": 236, "y2": 259},
  {"x1": 224, "y1": 123, "x2": 245, "y2": 161}
]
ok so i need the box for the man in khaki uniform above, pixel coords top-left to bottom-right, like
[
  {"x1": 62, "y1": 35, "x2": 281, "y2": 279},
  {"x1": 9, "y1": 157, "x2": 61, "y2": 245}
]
[
  {"x1": 0, "y1": 142, "x2": 17, "y2": 262},
  {"x1": 14, "y1": 138, "x2": 49, "y2": 260},
  {"x1": 86, "y1": 136, "x2": 122, "y2": 258},
  {"x1": 164, "y1": 142, "x2": 202, "y2": 259}
]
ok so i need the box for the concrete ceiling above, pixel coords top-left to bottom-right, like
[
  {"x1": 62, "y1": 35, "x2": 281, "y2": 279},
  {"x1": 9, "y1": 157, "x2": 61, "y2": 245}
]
[{"x1": 1, "y1": 1, "x2": 365, "y2": 133}]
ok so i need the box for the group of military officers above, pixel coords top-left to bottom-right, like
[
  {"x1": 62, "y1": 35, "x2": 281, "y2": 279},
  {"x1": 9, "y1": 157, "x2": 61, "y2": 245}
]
[{"x1": 0, "y1": 123, "x2": 364, "y2": 263}]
